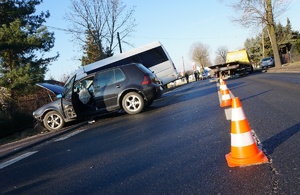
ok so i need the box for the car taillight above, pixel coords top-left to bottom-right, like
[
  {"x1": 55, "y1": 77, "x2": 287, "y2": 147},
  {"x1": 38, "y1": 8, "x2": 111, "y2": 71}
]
[{"x1": 142, "y1": 76, "x2": 152, "y2": 85}]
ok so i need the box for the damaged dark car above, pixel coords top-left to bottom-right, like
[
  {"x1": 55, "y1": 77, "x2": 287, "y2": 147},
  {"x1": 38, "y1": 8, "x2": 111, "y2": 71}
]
[{"x1": 33, "y1": 63, "x2": 162, "y2": 131}]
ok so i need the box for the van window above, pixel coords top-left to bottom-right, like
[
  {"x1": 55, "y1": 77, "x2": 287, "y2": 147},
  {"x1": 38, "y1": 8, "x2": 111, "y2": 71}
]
[
  {"x1": 137, "y1": 47, "x2": 168, "y2": 67},
  {"x1": 101, "y1": 47, "x2": 168, "y2": 69}
]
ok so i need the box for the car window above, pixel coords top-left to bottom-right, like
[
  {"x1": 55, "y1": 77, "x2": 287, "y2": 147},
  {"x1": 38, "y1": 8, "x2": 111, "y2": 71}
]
[
  {"x1": 95, "y1": 69, "x2": 115, "y2": 88},
  {"x1": 262, "y1": 57, "x2": 272, "y2": 61},
  {"x1": 94, "y1": 68, "x2": 125, "y2": 88},
  {"x1": 74, "y1": 77, "x2": 94, "y2": 93},
  {"x1": 115, "y1": 68, "x2": 125, "y2": 83},
  {"x1": 64, "y1": 75, "x2": 76, "y2": 99}
]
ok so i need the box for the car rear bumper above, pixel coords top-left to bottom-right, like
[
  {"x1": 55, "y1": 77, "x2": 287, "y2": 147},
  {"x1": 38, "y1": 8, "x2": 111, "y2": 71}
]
[
  {"x1": 261, "y1": 62, "x2": 274, "y2": 67},
  {"x1": 143, "y1": 85, "x2": 163, "y2": 101}
]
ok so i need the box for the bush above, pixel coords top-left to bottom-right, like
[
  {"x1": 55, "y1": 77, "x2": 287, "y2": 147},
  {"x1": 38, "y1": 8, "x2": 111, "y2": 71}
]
[
  {"x1": 0, "y1": 111, "x2": 34, "y2": 138},
  {"x1": 295, "y1": 40, "x2": 300, "y2": 54},
  {"x1": 0, "y1": 114, "x2": 11, "y2": 137},
  {"x1": 0, "y1": 83, "x2": 61, "y2": 140}
]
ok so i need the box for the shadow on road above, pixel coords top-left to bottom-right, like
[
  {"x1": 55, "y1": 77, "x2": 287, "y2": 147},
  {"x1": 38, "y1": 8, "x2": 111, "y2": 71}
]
[
  {"x1": 240, "y1": 89, "x2": 273, "y2": 101},
  {"x1": 262, "y1": 122, "x2": 300, "y2": 155}
]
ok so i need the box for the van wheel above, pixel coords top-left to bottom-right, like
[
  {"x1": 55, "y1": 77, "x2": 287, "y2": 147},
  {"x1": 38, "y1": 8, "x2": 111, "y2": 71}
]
[
  {"x1": 122, "y1": 92, "x2": 144, "y2": 114},
  {"x1": 43, "y1": 111, "x2": 65, "y2": 131}
]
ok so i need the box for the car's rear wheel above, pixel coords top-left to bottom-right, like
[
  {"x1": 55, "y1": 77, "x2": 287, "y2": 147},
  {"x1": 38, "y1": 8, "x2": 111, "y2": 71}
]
[
  {"x1": 122, "y1": 92, "x2": 144, "y2": 114},
  {"x1": 43, "y1": 111, "x2": 65, "y2": 131},
  {"x1": 144, "y1": 99, "x2": 153, "y2": 108}
]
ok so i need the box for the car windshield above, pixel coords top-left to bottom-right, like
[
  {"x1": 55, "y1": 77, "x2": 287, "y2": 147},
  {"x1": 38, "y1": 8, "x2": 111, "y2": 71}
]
[{"x1": 262, "y1": 58, "x2": 272, "y2": 61}]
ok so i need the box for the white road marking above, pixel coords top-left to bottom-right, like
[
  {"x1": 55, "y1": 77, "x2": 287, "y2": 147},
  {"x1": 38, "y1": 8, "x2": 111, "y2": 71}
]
[
  {"x1": 0, "y1": 151, "x2": 38, "y2": 169},
  {"x1": 54, "y1": 129, "x2": 86, "y2": 142}
]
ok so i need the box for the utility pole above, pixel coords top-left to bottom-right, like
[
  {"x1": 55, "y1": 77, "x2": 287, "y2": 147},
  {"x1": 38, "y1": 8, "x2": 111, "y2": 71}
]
[
  {"x1": 117, "y1": 32, "x2": 122, "y2": 53},
  {"x1": 182, "y1": 56, "x2": 186, "y2": 73}
]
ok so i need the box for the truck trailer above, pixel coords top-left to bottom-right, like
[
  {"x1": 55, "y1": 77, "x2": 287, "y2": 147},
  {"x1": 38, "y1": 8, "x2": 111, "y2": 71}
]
[{"x1": 210, "y1": 49, "x2": 254, "y2": 79}]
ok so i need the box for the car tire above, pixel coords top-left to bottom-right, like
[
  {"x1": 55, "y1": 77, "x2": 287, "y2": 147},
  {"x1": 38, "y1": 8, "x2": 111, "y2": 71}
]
[
  {"x1": 122, "y1": 92, "x2": 144, "y2": 114},
  {"x1": 43, "y1": 111, "x2": 65, "y2": 131},
  {"x1": 145, "y1": 99, "x2": 153, "y2": 108}
]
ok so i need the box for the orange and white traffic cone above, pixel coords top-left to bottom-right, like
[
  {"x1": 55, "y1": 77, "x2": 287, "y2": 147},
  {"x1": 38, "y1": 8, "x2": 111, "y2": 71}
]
[
  {"x1": 219, "y1": 78, "x2": 223, "y2": 84},
  {"x1": 220, "y1": 88, "x2": 232, "y2": 107},
  {"x1": 225, "y1": 97, "x2": 268, "y2": 167},
  {"x1": 219, "y1": 80, "x2": 228, "y2": 92}
]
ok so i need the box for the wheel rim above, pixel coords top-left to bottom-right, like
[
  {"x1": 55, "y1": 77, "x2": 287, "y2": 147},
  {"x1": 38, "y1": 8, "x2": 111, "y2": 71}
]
[
  {"x1": 125, "y1": 94, "x2": 141, "y2": 112},
  {"x1": 46, "y1": 113, "x2": 62, "y2": 130}
]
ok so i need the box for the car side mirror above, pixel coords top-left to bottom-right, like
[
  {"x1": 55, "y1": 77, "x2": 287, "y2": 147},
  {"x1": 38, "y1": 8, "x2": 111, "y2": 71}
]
[{"x1": 56, "y1": 94, "x2": 63, "y2": 99}]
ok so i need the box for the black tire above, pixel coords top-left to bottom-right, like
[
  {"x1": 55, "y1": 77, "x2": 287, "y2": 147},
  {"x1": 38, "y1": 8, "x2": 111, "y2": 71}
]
[
  {"x1": 122, "y1": 92, "x2": 144, "y2": 114},
  {"x1": 145, "y1": 99, "x2": 153, "y2": 108},
  {"x1": 43, "y1": 111, "x2": 65, "y2": 131}
]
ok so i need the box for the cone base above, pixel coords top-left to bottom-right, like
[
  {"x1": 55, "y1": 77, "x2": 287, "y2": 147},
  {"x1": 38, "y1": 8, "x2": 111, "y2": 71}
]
[{"x1": 225, "y1": 150, "x2": 268, "y2": 167}]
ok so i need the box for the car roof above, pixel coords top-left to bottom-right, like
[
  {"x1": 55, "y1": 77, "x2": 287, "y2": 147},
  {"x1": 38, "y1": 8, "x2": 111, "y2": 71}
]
[{"x1": 75, "y1": 63, "x2": 141, "y2": 81}]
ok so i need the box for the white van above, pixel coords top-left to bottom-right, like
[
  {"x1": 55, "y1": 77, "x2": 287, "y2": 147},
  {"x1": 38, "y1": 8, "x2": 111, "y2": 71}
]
[{"x1": 76, "y1": 41, "x2": 179, "y2": 87}]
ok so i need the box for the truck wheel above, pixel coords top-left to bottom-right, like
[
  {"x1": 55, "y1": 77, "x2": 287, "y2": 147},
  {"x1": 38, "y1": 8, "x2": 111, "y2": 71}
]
[
  {"x1": 122, "y1": 92, "x2": 144, "y2": 114},
  {"x1": 43, "y1": 111, "x2": 65, "y2": 131}
]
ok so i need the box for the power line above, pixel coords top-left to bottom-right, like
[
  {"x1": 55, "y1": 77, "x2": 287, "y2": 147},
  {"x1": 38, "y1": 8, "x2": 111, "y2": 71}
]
[
  {"x1": 44, "y1": 24, "x2": 248, "y2": 41},
  {"x1": 44, "y1": 25, "x2": 69, "y2": 32},
  {"x1": 131, "y1": 34, "x2": 248, "y2": 41}
]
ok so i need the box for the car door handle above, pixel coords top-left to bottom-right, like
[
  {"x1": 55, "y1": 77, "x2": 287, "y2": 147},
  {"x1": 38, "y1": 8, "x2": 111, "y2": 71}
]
[{"x1": 116, "y1": 84, "x2": 121, "y2": 88}]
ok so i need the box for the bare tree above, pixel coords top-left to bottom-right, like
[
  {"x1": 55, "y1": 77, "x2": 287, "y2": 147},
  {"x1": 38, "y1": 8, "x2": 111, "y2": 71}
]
[
  {"x1": 104, "y1": 0, "x2": 136, "y2": 51},
  {"x1": 190, "y1": 42, "x2": 211, "y2": 69},
  {"x1": 65, "y1": 0, "x2": 137, "y2": 61},
  {"x1": 215, "y1": 46, "x2": 228, "y2": 64},
  {"x1": 223, "y1": 0, "x2": 290, "y2": 68}
]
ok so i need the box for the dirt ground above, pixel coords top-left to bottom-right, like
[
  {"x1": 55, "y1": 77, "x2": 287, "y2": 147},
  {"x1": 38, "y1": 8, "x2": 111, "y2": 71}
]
[{"x1": 266, "y1": 61, "x2": 300, "y2": 72}]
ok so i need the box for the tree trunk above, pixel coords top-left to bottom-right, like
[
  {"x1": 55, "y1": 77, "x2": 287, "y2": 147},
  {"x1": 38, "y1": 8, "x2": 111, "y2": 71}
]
[{"x1": 265, "y1": 0, "x2": 282, "y2": 67}]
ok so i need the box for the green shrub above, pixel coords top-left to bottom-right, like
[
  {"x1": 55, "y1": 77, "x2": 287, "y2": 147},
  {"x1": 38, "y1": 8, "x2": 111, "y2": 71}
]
[
  {"x1": 0, "y1": 114, "x2": 11, "y2": 137},
  {"x1": 0, "y1": 111, "x2": 34, "y2": 138},
  {"x1": 295, "y1": 40, "x2": 300, "y2": 54}
]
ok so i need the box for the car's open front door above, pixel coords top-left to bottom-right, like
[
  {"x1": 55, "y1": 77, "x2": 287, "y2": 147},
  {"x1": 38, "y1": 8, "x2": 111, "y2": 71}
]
[{"x1": 61, "y1": 75, "x2": 78, "y2": 120}]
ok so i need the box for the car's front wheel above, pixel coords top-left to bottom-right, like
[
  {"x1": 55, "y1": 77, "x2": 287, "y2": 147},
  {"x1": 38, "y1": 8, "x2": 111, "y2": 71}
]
[
  {"x1": 43, "y1": 111, "x2": 65, "y2": 131},
  {"x1": 122, "y1": 92, "x2": 144, "y2": 114}
]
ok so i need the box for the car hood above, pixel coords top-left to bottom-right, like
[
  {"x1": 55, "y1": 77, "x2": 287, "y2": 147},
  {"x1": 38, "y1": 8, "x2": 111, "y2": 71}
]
[{"x1": 36, "y1": 83, "x2": 64, "y2": 95}]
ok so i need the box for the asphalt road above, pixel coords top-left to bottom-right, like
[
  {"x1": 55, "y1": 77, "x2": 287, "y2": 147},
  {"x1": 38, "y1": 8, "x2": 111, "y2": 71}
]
[{"x1": 0, "y1": 72, "x2": 299, "y2": 194}]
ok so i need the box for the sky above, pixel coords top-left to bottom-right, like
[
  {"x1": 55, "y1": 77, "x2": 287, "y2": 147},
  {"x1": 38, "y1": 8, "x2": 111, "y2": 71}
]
[{"x1": 36, "y1": 0, "x2": 300, "y2": 81}]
